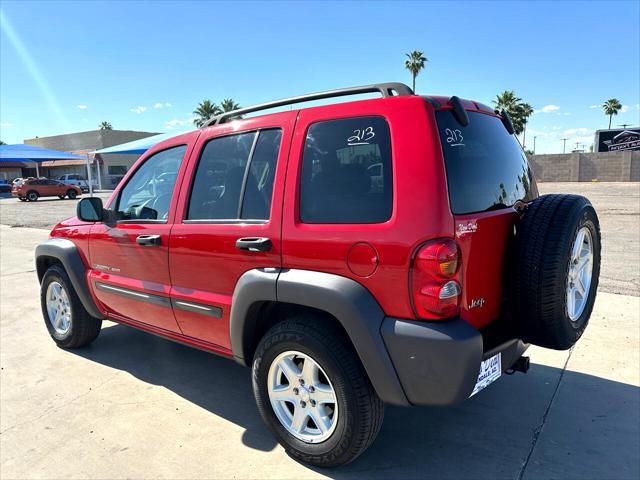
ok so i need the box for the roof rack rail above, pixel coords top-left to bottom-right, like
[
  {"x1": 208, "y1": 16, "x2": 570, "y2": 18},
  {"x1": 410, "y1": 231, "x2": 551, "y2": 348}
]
[{"x1": 202, "y1": 82, "x2": 414, "y2": 127}]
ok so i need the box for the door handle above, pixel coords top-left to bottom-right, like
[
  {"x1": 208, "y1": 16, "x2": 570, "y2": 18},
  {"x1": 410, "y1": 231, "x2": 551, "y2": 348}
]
[
  {"x1": 136, "y1": 234, "x2": 161, "y2": 246},
  {"x1": 236, "y1": 237, "x2": 272, "y2": 252}
]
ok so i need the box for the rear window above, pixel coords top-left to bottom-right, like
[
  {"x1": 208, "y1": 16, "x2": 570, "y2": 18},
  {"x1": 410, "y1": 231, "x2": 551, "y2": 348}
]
[{"x1": 437, "y1": 110, "x2": 537, "y2": 214}]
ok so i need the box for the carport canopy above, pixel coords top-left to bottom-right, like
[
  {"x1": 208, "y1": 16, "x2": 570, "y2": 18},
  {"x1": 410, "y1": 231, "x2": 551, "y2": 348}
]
[
  {"x1": 0, "y1": 144, "x2": 85, "y2": 177},
  {"x1": 94, "y1": 132, "x2": 180, "y2": 155}
]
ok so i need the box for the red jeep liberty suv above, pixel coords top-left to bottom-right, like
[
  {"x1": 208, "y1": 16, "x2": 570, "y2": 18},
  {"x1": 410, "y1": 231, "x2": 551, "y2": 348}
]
[{"x1": 36, "y1": 83, "x2": 601, "y2": 467}]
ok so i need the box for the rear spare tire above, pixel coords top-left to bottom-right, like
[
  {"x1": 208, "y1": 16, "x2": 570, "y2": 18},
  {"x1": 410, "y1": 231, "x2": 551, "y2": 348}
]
[{"x1": 513, "y1": 194, "x2": 601, "y2": 350}]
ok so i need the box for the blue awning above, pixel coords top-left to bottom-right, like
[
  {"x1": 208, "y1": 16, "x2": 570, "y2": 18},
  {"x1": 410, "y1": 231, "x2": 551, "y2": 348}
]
[
  {"x1": 0, "y1": 144, "x2": 85, "y2": 162},
  {"x1": 94, "y1": 132, "x2": 182, "y2": 155}
]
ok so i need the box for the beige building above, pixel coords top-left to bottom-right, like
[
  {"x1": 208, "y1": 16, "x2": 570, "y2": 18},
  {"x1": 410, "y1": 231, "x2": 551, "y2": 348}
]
[{"x1": 10, "y1": 129, "x2": 158, "y2": 188}]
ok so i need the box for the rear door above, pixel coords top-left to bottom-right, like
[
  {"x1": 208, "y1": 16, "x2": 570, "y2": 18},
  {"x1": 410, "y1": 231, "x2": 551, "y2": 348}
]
[
  {"x1": 168, "y1": 112, "x2": 295, "y2": 349},
  {"x1": 88, "y1": 139, "x2": 195, "y2": 333},
  {"x1": 436, "y1": 109, "x2": 538, "y2": 328}
]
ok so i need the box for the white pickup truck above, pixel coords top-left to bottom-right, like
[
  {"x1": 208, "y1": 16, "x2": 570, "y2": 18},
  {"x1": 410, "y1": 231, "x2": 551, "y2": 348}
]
[{"x1": 57, "y1": 174, "x2": 97, "y2": 192}]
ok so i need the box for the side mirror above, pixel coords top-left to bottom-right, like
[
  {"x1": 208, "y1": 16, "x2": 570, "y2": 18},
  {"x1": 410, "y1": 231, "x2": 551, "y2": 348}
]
[{"x1": 77, "y1": 197, "x2": 104, "y2": 222}]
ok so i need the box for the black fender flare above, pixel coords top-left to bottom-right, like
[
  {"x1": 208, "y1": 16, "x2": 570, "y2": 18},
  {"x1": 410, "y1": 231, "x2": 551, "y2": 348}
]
[
  {"x1": 35, "y1": 238, "x2": 103, "y2": 319},
  {"x1": 230, "y1": 268, "x2": 409, "y2": 406}
]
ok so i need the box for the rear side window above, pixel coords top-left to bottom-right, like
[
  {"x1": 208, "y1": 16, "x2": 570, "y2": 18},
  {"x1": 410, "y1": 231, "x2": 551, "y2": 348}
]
[
  {"x1": 187, "y1": 129, "x2": 282, "y2": 221},
  {"x1": 300, "y1": 116, "x2": 392, "y2": 223},
  {"x1": 437, "y1": 110, "x2": 537, "y2": 214}
]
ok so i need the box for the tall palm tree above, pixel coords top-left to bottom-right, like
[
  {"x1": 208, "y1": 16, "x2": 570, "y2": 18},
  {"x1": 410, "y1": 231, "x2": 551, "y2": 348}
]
[
  {"x1": 404, "y1": 51, "x2": 428, "y2": 93},
  {"x1": 493, "y1": 91, "x2": 529, "y2": 135},
  {"x1": 602, "y1": 98, "x2": 622, "y2": 129},
  {"x1": 99, "y1": 121, "x2": 113, "y2": 130},
  {"x1": 192, "y1": 100, "x2": 221, "y2": 127},
  {"x1": 518, "y1": 103, "x2": 534, "y2": 147}
]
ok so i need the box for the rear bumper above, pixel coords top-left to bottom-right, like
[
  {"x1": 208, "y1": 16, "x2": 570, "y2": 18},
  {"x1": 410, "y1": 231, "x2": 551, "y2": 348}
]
[{"x1": 381, "y1": 317, "x2": 527, "y2": 406}]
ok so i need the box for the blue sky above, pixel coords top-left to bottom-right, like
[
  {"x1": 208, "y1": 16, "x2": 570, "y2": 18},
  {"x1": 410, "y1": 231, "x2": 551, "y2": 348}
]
[{"x1": 1, "y1": 0, "x2": 639, "y2": 154}]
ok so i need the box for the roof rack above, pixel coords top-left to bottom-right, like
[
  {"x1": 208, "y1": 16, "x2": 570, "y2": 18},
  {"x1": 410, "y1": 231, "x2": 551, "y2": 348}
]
[{"x1": 202, "y1": 82, "x2": 414, "y2": 127}]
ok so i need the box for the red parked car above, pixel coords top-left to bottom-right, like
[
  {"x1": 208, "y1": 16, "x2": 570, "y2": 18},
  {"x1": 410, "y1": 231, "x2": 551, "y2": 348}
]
[
  {"x1": 36, "y1": 83, "x2": 600, "y2": 467},
  {"x1": 13, "y1": 177, "x2": 81, "y2": 201}
]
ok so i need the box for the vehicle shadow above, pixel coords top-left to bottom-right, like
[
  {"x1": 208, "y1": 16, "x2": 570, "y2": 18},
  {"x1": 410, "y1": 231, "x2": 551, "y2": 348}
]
[{"x1": 73, "y1": 323, "x2": 639, "y2": 479}]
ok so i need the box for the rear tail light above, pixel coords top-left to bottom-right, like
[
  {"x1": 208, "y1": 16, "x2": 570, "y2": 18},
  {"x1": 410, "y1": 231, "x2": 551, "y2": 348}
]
[{"x1": 410, "y1": 239, "x2": 462, "y2": 320}]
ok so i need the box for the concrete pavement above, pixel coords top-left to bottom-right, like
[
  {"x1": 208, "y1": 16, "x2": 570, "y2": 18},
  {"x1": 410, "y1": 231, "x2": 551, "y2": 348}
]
[{"x1": 0, "y1": 224, "x2": 638, "y2": 479}]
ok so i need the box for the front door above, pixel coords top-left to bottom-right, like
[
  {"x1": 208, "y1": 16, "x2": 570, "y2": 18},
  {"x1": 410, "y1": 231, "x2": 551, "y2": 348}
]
[
  {"x1": 168, "y1": 112, "x2": 295, "y2": 349},
  {"x1": 89, "y1": 143, "x2": 192, "y2": 333}
]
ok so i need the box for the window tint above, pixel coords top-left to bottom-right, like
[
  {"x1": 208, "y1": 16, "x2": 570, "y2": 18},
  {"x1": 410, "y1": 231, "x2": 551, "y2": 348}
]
[
  {"x1": 187, "y1": 129, "x2": 282, "y2": 221},
  {"x1": 437, "y1": 110, "x2": 537, "y2": 214},
  {"x1": 116, "y1": 145, "x2": 186, "y2": 221},
  {"x1": 241, "y1": 129, "x2": 281, "y2": 220},
  {"x1": 300, "y1": 116, "x2": 392, "y2": 223}
]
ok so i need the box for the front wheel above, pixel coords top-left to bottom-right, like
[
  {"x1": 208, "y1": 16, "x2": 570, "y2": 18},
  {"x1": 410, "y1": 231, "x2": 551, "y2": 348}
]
[
  {"x1": 40, "y1": 264, "x2": 102, "y2": 348},
  {"x1": 252, "y1": 319, "x2": 384, "y2": 467},
  {"x1": 66, "y1": 189, "x2": 77, "y2": 199},
  {"x1": 26, "y1": 191, "x2": 39, "y2": 201}
]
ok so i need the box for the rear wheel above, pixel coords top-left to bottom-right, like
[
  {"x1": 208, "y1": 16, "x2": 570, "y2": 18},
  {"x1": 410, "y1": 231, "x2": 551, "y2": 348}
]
[
  {"x1": 252, "y1": 318, "x2": 384, "y2": 467},
  {"x1": 26, "y1": 190, "x2": 39, "y2": 201},
  {"x1": 513, "y1": 194, "x2": 601, "y2": 349},
  {"x1": 40, "y1": 264, "x2": 102, "y2": 348},
  {"x1": 66, "y1": 189, "x2": 77, "y2": 199}
]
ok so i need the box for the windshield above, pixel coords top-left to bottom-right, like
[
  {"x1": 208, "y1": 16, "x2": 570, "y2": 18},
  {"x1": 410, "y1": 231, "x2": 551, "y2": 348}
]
[{"x1": 437, "y1": 110, "x2": 537, "y2": 214}]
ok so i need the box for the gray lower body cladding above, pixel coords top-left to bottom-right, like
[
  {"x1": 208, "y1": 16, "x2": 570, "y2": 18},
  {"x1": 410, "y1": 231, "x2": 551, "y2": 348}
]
[{"x1": 382, "y1": 317, "x2": 528, "y2": 405}]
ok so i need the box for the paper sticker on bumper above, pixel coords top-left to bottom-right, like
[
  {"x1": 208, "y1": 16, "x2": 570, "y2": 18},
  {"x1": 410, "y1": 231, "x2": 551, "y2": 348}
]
[{"x1": 470, "y1": 353, "x2": 502, "y2": 397}]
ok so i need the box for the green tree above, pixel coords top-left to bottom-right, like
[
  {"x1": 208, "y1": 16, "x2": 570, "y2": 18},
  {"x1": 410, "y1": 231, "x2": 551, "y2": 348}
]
[
  {"x1": 602, "y1": 98, "x2": 622, "y2": 129},
  {"x1": 492, "y1": 91, "x2": 532, "y2": 136},
  {"x1": 404, "y1": 50, "x2": 428, "y2": 93},
  {"x1": 220, "y1": 98, "x2": 240, "y2": 112},
  {"x1": 99, "y1": 121, "x2": 113, "y2": 130},
  {"x1": 192, "y1": 100, "x2": 222, "y2": 127},
  {"x1": 518, "y1": 102, "x2": 534, "y2": 148},
  {"x1": 0, "y1": 140, "x2": 6, "y2": 145}
]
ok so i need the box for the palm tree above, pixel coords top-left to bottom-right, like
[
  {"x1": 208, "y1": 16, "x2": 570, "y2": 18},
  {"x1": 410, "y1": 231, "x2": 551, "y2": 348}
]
[
  {"x1": 220, "y1": 98, "x2": 240, "y2": 112},
  {"x1": 518, "y1": 103, "x2": 534, "y2": 147},
  {"x1": 493, "y1": 91, "x2": 530, "y2": 135},
  {"x1": 404, "y1": 51, "x2": 428, "y2": 93},
  {"x1": 99, "y1": 121, "x2": 113, "y2": 130},
  {"x1": 192, "y1": 100, "x2": 222, "y2": 127},
  {"x1": 602, "y1": 98, "x2": 622, "y2": 129}
]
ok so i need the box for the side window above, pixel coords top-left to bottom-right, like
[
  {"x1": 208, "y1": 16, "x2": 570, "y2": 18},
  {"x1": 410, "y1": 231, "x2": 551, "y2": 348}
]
[
  {"x1": 300, "y1": 116, "x2": 393, "y2": 223},
  {"x1": 116, "y1": 145, "x2": 186, "y2": 221},
  {"x1": 187, "y1": 129, "x2": 282, "y2": 221}
]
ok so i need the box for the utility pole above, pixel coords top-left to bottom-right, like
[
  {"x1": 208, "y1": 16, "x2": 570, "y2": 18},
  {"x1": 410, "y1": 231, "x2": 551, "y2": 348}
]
[
  {"x1": 562, "y1": 138, "x2": 568, "y2": 153},
  {"x1": 574, "y1": 141, "x2": 580, "y2": 151},
  {"x1": 619, "y1": 124, "x2": 631, "y2": 128},
  {"x1": 533, "y1": 136, "x2": 538, "y2": 154}
]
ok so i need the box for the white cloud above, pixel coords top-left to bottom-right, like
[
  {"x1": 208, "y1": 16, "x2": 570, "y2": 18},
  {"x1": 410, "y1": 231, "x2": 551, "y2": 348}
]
[
  {"x1": 636, "y1": 104, "x2": 639, "y2": 110},
  {"x1": 130, "y1": 106, "x2": 147, "y2": 114},
  {"x1": 0, "y1": 122, "x2": 13, "y2": 128},
  {"x1": 589, "y1": 104, "x2": 600, "y2": 109},
  {"x1": 563, "y1": 127, "x2": 592, "y2": 137},
  {"x1": 165, "y1": 119, "x2": 186, "y2": 129},
  {"x1": 154, "y1": 102, "x2": 172, "y2": 109},
  {"x1": 537, "y1": 104, "x2": 560, "y2": 113},
  {"x1": 620, "y1": 105, "x2": 629, "y2": 113},
  {"x1": 77, "y1": 104, "x2": 88, "y2": 110}
]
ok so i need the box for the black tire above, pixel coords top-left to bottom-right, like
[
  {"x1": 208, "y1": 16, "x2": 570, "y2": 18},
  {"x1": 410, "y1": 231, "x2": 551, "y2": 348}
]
[
  {"x1": 252, "y1": 318, "x2": 384, "y2": 467},
  {"x1": 67, "y1": 189, "x2": 77, "y2": 199},
  {"x1": 40, "y1": 264, "x2": 102, "y2": 348},
  {"x1": 26, "y1": 190, "x2": 39, "y2": 201},
  {"x1": 513, "y1": 194, "x2": 601, "y2": 350}
]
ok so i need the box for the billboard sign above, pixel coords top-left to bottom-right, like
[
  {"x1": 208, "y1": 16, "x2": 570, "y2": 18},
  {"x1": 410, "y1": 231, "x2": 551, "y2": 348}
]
[{"x1": 594, "y1": 128, "x2": 640, "y2": 152}]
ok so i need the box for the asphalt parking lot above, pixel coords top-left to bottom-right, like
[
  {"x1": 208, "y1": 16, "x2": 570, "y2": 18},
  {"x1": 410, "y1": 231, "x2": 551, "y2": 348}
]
[{"x1": 1, "y1": 182, "x2": 639, "y2": 479}]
